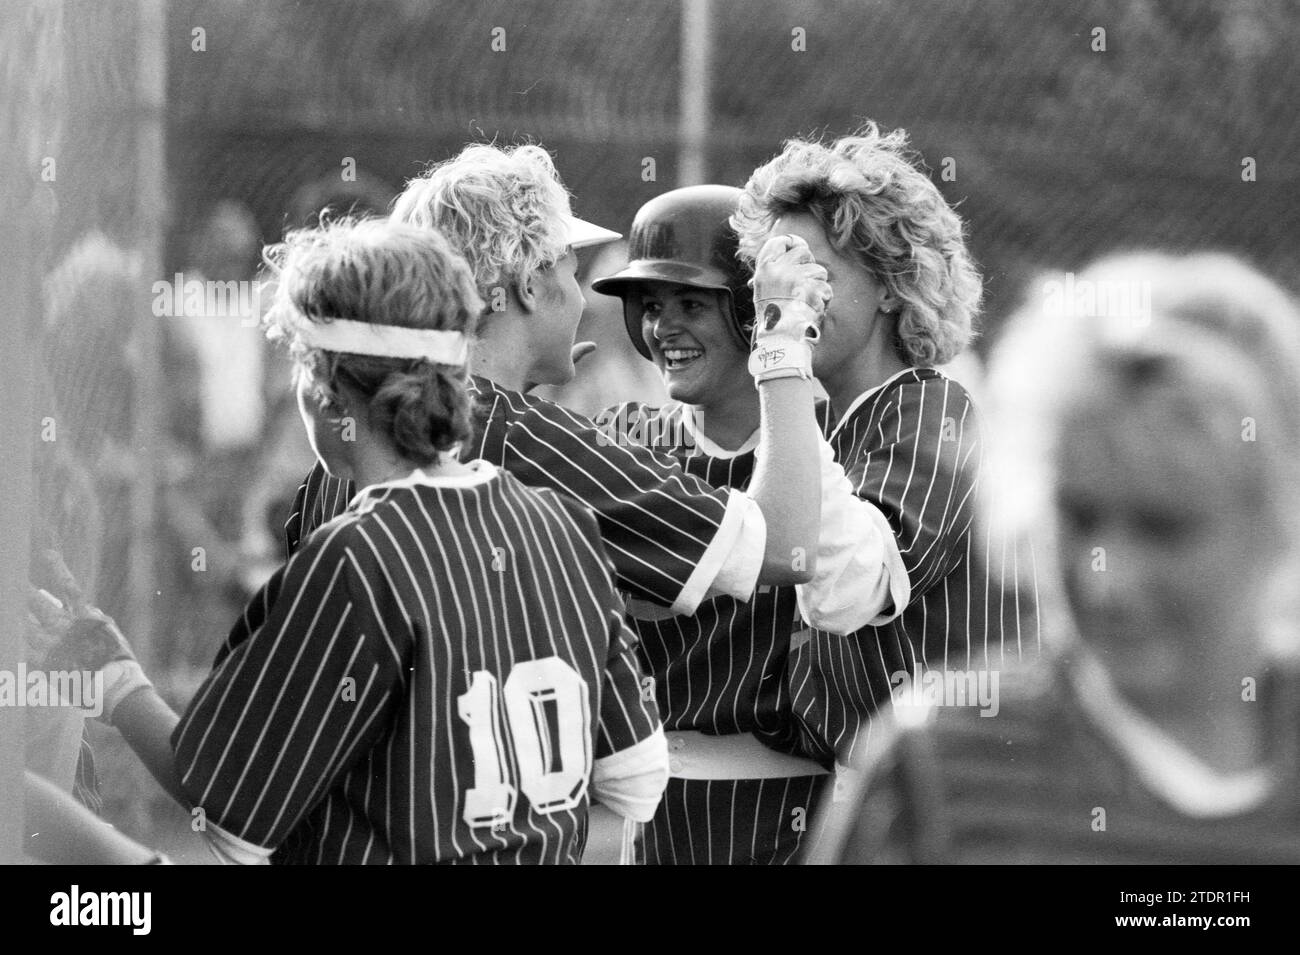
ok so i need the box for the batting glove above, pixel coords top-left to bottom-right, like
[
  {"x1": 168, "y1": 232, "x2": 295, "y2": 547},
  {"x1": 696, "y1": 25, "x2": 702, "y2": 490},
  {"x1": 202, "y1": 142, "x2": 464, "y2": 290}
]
[{"x1": 748, "y1": 234, "x2": 832, "y2": 383}]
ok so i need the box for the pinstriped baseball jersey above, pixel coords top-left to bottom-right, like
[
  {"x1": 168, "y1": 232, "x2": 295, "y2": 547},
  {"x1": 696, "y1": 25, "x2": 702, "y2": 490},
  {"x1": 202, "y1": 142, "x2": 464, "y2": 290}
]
[
  {"x1": 174, "y1": 465, "x2": 660, "y2": 864},
  {"x1": 641, "y1": 776, "x2": 826, "y2": 865},
  {"x1": 600, "y1": 400, "x2": 834, "y2": 864},
  {"x1": 787, "y1": 368, "x2": 1039, "y2": 770},
  {"x1": 597, "y1": 400, "x2": 833, "y2": 744},
  {"x1": 284, "y1": 376, "x2": 737, "y2": 610}
]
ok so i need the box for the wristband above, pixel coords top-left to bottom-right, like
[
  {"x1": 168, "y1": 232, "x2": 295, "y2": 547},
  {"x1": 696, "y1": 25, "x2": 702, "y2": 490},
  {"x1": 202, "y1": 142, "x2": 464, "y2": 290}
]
[
  {"x1": 749, "y1": 336, "x2": 814, "y2": 381},
  {"x1": 750, "y1": 298, "x2": 821, "y2": 382},
  {"x1": 97, "y1": 659, "x2": 153, "y2": 726}
]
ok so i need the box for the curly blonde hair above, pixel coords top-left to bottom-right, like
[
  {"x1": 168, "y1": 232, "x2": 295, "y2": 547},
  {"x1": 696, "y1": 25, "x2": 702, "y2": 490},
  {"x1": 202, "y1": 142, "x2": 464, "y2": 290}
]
[
  {"x1": 732, "y1": 123, "x2": 981, "y2": 366},
  {"x1": 263, "y1": 217, "x2": 484, "y2": 463},
  {"x1": 391, "y1": 143, "x2": 573, "y2": 297}
]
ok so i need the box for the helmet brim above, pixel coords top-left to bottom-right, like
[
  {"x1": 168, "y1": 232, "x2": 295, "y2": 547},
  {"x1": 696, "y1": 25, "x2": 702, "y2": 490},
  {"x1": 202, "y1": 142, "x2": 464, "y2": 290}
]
[
  {"x1": 592, "y1": 260, "x2": 747, "y2": 361},
  {"x1": 591, "y1": 260, "x2": 734, "y2": 297}
]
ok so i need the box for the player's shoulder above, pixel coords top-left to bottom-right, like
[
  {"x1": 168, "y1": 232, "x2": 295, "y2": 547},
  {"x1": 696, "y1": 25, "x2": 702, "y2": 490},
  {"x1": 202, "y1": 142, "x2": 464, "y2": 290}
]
[
  {"x1": 474, "y1": 374, "x2": 591, "y2": 429},
  {"x1": 592, "y1": 400, "x2": 695, "y2": 451},
  {"x1": 291, "y1": 459, "x2": 355, "y2": 530},
  {"x1": 595, "y1": 399, "x2": 680, "y2": 421},
  {"x1": 296, "y1": 505, "x2": 366, "y2": 553},
  {"x1": 872, "y1": 367, "x2": 974, "y2": 412},
  {"x1": 491, "y1": 470, "x2": 617, "y2": 585},
  {"x1": 835, "y1": 367, "x2": 979, "y2": 439},
  {"x1": 493, "y1": 467, "x2": 601, "y2": 531},
  {"x1": 281, "y1": 508, "x2": 374, "y2": 588}
]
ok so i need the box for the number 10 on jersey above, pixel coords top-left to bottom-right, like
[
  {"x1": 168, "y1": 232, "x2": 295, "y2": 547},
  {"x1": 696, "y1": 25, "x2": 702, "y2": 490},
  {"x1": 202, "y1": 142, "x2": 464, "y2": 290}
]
[{"x1": 457, "y1": 657, "x2": 593, "y2": 828}]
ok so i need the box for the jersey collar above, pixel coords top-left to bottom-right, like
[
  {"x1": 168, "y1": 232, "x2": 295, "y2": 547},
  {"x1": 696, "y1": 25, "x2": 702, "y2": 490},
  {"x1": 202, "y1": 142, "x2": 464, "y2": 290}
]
[
  {"x1": 831, "y1": 367, "x2": 932, "y2": 437},
  {"x1": 1070, "y1": 652, "x2": 1273, "y2": 818},
  {"x1": 679, "y1": 404, "x2": 759, "y2": 459},
  {"x1": 349, "y1": 459, "x2": 500, "y2": 510}
]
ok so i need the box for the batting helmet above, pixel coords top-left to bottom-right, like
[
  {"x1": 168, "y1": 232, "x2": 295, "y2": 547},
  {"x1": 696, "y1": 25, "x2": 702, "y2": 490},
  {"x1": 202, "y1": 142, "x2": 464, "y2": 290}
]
[{"x1": 591, "y1": 185, "x2": 753, "y2": 360}]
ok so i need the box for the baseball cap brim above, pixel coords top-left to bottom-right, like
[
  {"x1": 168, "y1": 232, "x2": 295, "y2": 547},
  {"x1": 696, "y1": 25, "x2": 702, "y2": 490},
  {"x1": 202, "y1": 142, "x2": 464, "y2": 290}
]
[{"x1": 565, "y1": 214, "x2": 622, "y2": 249}]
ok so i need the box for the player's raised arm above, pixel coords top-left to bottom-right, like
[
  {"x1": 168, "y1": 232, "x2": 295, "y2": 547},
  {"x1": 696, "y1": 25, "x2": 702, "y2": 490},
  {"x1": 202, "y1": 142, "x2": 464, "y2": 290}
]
[{"x1": 743, "y1": 234, "x2": 830, "y2": 585}]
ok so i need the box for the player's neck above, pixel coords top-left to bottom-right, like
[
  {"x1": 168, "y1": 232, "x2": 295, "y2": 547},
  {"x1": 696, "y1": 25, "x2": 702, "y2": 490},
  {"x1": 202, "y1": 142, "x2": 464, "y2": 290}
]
[
  {"x1": 347, "y1": 436, "x2": 468, "y2": 492},
  {"x1": 695, "y1": 388, "x2": 761, "y2": 451},
  {"x1": 468, "y1": 306, "x2": 532, "y2": 394},
  {"x1": 823, "y1": 345, "x2": 909, "y2": 422}
]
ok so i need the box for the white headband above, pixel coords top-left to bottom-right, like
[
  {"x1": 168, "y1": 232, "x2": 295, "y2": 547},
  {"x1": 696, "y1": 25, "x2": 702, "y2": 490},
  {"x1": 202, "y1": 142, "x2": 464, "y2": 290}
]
[{"x1": 287, "y1": 312, "x2": 469, "y2": 365}]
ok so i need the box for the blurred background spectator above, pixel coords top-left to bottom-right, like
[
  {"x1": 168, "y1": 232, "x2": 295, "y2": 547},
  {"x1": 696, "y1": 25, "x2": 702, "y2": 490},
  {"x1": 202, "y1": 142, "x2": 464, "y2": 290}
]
[{"x1": 811, "y1": 253, "x2": 1300, "y2": 864}]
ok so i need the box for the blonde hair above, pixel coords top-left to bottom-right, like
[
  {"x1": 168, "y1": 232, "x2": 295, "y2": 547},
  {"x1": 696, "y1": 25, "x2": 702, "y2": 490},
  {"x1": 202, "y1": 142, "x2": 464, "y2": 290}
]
[
  {"x1": 264, "y1": 217, "x2": 484, "y2": 464},
  {"x1": 732, "y1": 122, "x2": 981, "y2": 366},
  {"x1": 391, "y1": 143, "x2": 573, "y2": 295}
]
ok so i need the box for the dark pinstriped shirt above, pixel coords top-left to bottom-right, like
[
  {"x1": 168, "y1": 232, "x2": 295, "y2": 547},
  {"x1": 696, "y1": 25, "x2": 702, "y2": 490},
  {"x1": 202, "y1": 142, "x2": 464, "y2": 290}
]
[
  {"x1": 174, "y1": 468, "x2": 659, "y2": 864},
  {"x1": 790, "y1": 369, "x2": 1039, "y2": 769}
]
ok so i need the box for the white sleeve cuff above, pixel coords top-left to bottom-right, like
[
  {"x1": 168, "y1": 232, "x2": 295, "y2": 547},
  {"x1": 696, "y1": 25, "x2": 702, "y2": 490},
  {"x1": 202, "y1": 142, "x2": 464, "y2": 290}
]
[
  {"x1": 202, "y1": 819, "x2": 274, "y2": 866},
  {"x1": 672, "y1": 490, "x2": 765, "y2": 615},
  {"x1": 796, "y1": 438, "x2": 910, "y2": 634},
  {"x1": 592, "y1": 729, "x2": 670, "y2": 823}
]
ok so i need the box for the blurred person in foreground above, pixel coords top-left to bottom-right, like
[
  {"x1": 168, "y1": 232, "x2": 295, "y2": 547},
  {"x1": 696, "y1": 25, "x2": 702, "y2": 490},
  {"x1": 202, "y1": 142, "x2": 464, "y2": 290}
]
[{"x1": 809, "y1": 252, "x2": 1300, "y2": 864}]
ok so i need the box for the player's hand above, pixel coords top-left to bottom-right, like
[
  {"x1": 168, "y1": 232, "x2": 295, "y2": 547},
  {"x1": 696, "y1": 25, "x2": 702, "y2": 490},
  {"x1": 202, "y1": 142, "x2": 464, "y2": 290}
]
[
  {"x1": 29, "y1": 550, "x2": 151, "y2": 725},
  {"x1": 25, "y1": 586, "x2": 73, "y2": 660},
  {"x1": 30, "y1": 549, "x2": 134, "y2": 671},
  {"x1": 747, "y1": 236, "x2": 829, "y2": 383},
  {"x1": 40, "y1": 604, "x2": 137, "y2": 674},
  {"x1": 31, "y1": 549, "x2": 91, "y2": 617},
  {"x1": 27, "y1": 549, "x2": 89, "y2": 661},
  {"x1": 752, "y1": 235, "x2": 833, "y2": 317},
  {"x1": 45, "y1": 608, "x2": 150, "y2": 726}
]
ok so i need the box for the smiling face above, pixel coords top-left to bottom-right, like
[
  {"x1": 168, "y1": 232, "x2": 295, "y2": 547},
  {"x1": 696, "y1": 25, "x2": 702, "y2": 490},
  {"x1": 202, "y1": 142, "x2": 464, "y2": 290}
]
[
  {"x1": 773, "y1": 211, "x2": 893, "y2": 382},
  {"x1": 636, "y1": 280, "x2": 749, "y2": 407}
]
